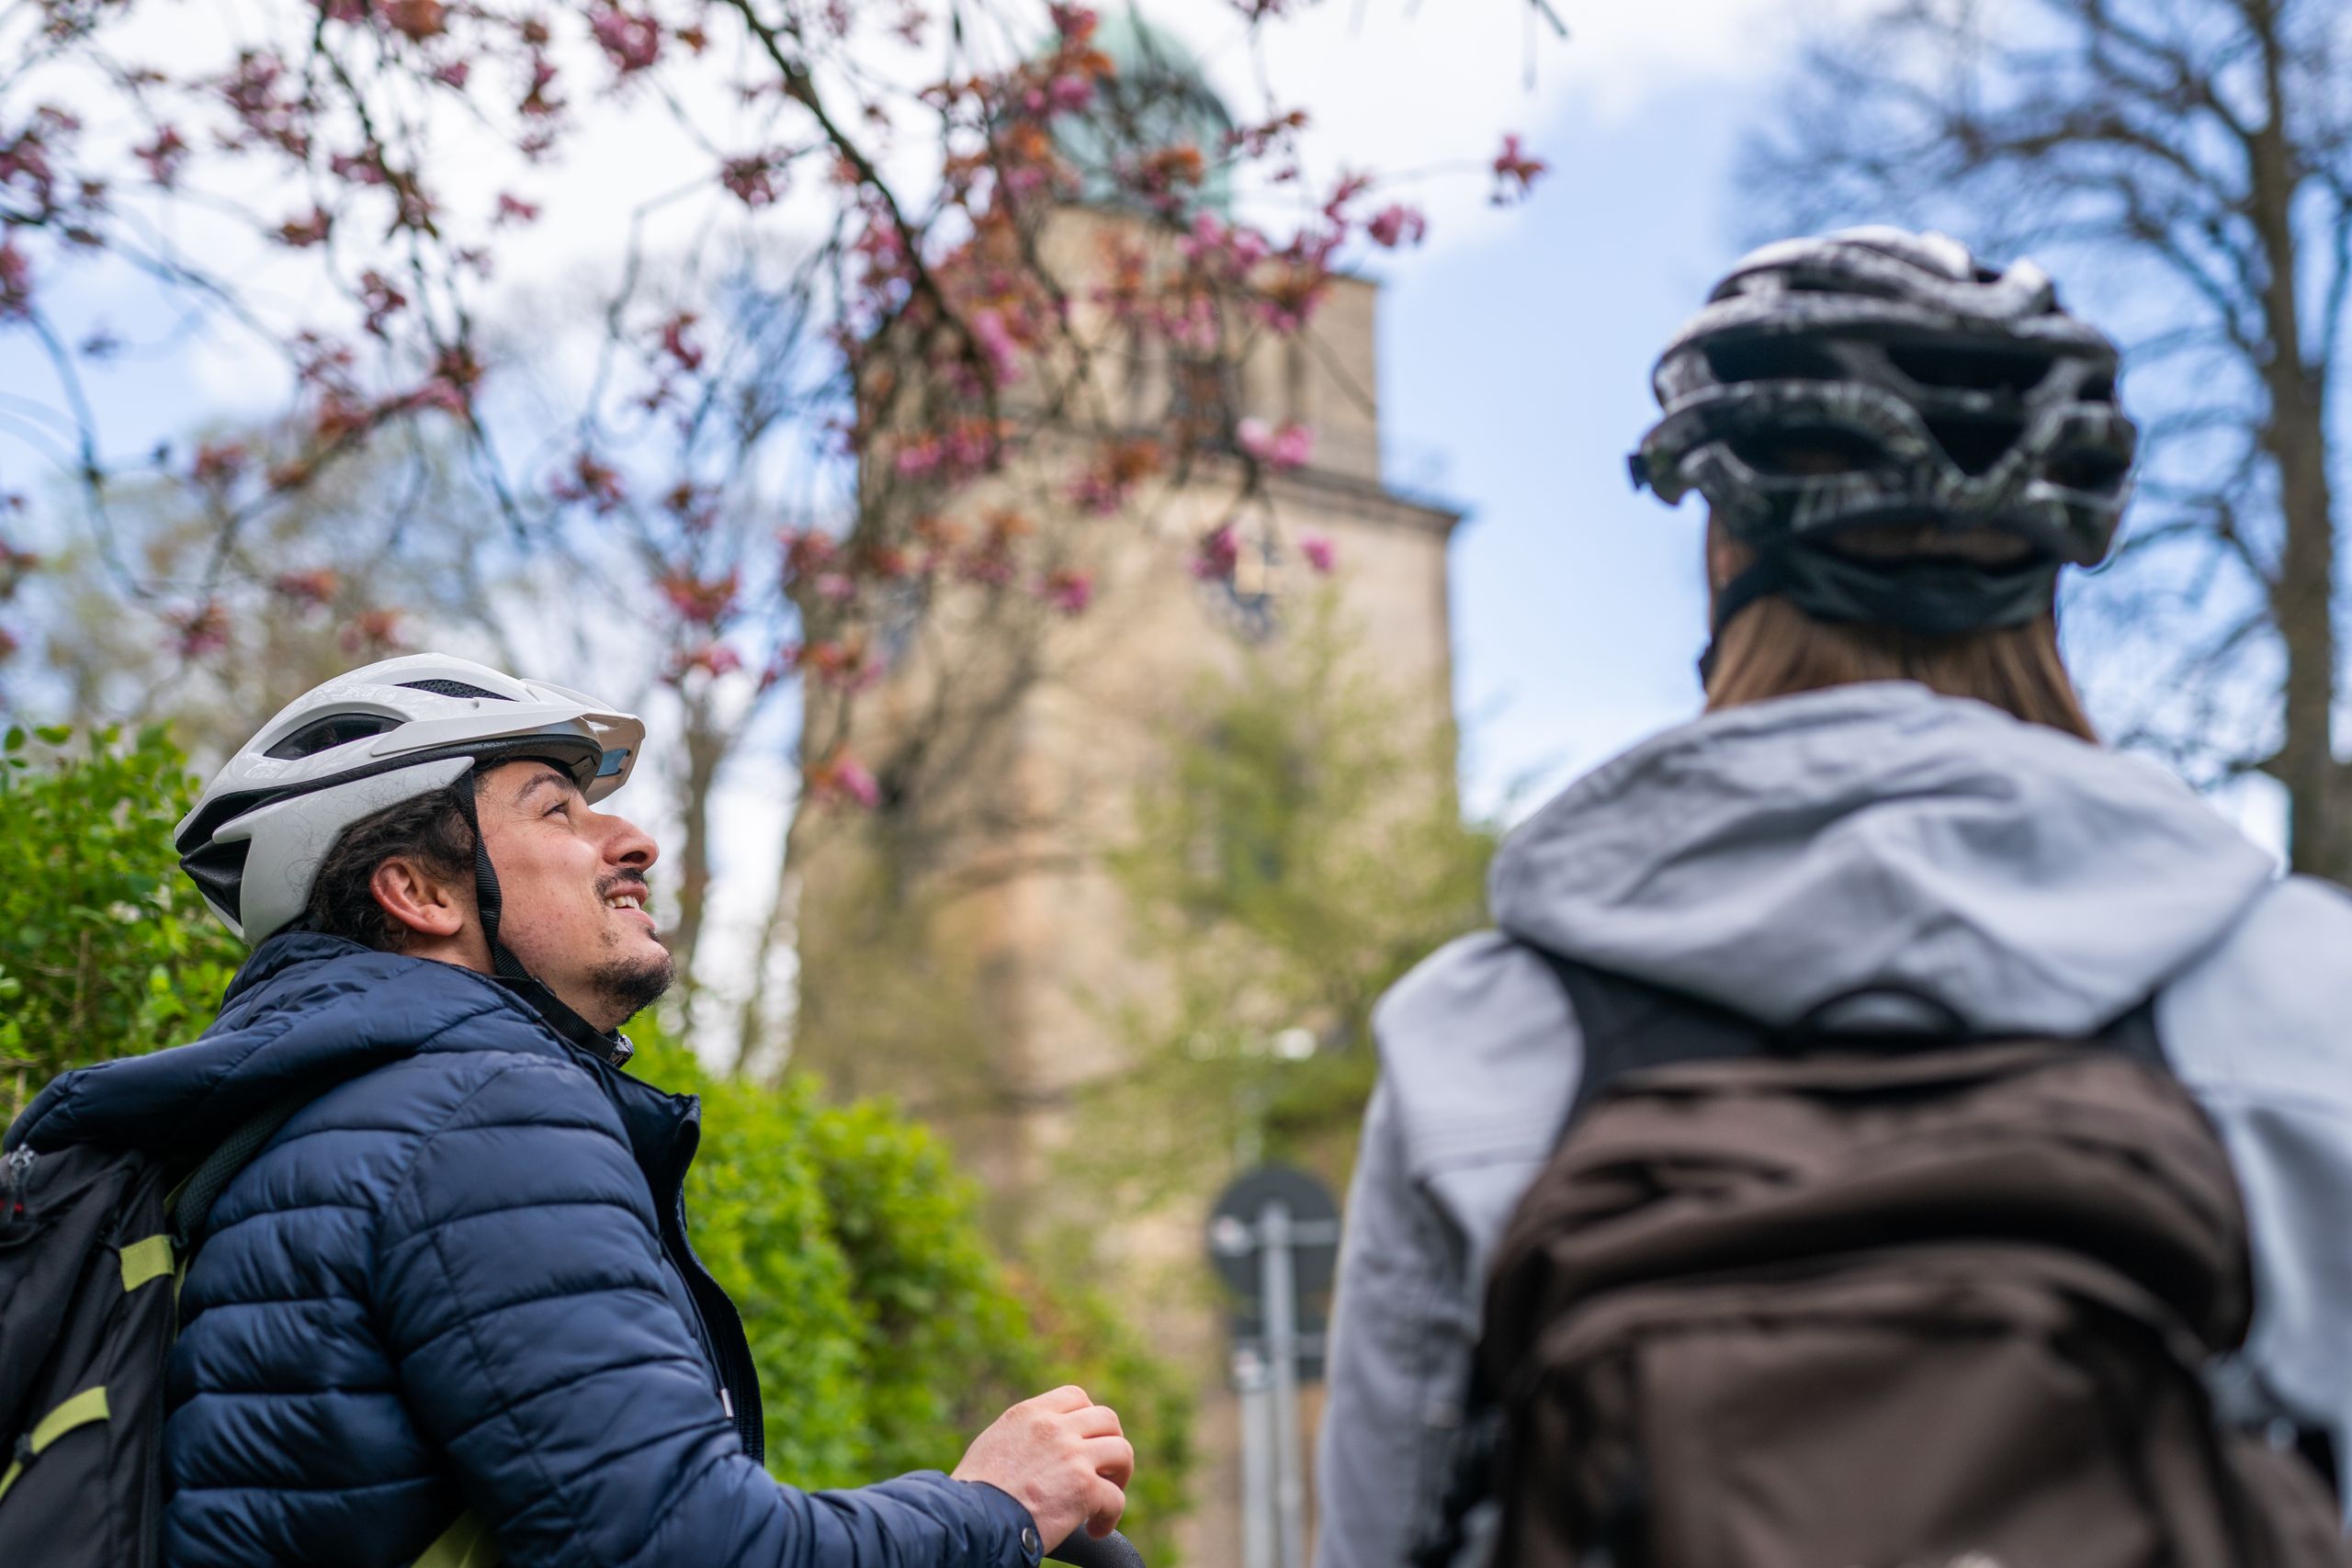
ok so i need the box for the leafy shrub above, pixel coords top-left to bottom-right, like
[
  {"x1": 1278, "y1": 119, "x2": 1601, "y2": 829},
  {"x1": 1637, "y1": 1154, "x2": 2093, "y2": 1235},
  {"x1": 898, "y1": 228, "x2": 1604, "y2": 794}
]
[
  {"x1": 629, "y1": 1022, "x2": 1193, "y2": 1556},
  {"x1": 0, "y1": 725, "x2": 243, "y2": 1122},
  {"x1": 2, "y1": 728, "x2": 1192, "y2": 1557}
]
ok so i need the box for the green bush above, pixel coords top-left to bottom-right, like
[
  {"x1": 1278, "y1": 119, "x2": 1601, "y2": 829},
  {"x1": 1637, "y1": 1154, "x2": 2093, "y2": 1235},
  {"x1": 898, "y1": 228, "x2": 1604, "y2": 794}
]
[
  {"x1": 630, "y1": 1022, "x2": 1193, "y2": 1556},
  {"x1": 0, "y1": 725, "x2": 244, "y2": 1121},
  {"x1": 2, "y1": 728, "x2": 1191, "y2": 1558}
]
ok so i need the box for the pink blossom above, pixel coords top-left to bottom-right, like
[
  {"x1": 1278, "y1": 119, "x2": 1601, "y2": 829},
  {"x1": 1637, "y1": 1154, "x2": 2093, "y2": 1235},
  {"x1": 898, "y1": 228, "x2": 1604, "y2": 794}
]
[
  {"x1": 552, "y1": 450, "x2": 627, "y2": 513},
  {"x1": 171, "y1": 602, "x2": 232, "y2": 657},
  {"x1": 720, "y1": 153, "x2": 784, "y2": 208},
  {"x1": 1191, "y1": 523, "x2": 1240, "y2": 581},
  {"x1": 192, "y1": 441, "x2": 249, "y2": 488},
  {"x1": 1238, "y1": 418, "x2": 1314, "y2": 471},
  {"x1": 1161, "y1": 293, "x2": 1218, "y2": 354},
  {"x1": 659, "y1": 569, "x2": 739, "y2": 624},
  {"x1": 0, "y1": 240, "x2": 31, "y2": 319},
  {"x1": 134, "y1": 126, "x2": 189, "y2": 187},
  {"x1": 810, "y1": 754, "x2": 880, "y2": 809},
  {"x1": 1300, "y1": 534, "x2": 1335, "y2": 574},
  {"x1": 1365, "y1": 203, "x2": 1427, "y2": 248},
  {"x1": 1179, "y1": 212, "x2": 1268, "y2": 279},
  {"x1": 1491, "y1": 133, "x2": 1548, "y2": 205},
  {"x1": 969, "y1": 308, "x2": 1023, "y2": 384},
  {"x1": 381, "y1": 0, "x2": 445, "y2": 39},
  {"x1": 814, "y1": 572, "x2": 855, "y2": 603},
  {"x1": 277, "y1": 209, "x2": 332, "y2": 247},
  {"x1": 274, "y1": 569, "x2": 340, "y2": 605},
  {"x1": 669, "y1": 642, "x2": 744, "y2": 681},
  {"x1": 590, "y1": 6, "x2": 662, "y2": 73},
  {"x1": 781, "y1": 528, "x2": 839, "y2": 581},
  {"x1": 657, "y1": 311, "x2": 704, "y2": 372},
  {"x1": 410, "y1": 376, "x2": 469, "y2": 417},
  {"x1": 1040, "y1": 568, "x2": 1093, "y2": 615},
  {"x1": 494, "y1": 192, "x2": 540, "y2": 225},
  {"x1": 1046, "y1": 73, "x2": 1095, "y2": 114}
]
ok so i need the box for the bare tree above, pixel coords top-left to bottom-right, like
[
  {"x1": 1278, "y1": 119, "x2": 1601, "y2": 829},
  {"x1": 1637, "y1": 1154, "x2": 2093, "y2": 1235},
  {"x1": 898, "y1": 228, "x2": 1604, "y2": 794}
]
[{"x1": 1748, "y1": 0, "x2": 2352, "y2": 874}]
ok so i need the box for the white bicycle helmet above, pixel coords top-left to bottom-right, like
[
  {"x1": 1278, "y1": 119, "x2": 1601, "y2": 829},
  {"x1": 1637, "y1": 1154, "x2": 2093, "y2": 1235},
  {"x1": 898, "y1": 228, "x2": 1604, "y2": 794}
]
[{"x1": 176, "y1": 654, "x2": 646, "y2": 948}]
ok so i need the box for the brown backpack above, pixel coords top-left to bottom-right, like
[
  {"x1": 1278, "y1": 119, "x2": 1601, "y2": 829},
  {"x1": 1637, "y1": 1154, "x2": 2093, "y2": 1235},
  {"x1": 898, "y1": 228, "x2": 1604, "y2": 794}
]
[{"x1": 1437, "y1": 956, "x2": 2346, "y2": 1568}]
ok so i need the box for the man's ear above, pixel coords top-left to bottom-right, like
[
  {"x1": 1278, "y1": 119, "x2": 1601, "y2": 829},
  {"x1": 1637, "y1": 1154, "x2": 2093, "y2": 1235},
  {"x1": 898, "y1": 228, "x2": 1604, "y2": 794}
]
[{"x1": 369, "y1": 855, "x2": 471, "y2": 943}]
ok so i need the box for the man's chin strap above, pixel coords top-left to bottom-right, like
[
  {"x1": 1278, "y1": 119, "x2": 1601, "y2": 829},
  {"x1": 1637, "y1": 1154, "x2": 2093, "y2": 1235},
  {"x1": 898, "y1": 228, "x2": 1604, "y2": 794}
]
[
  {"x1": 1698, "y1": 543, "x2": 2061, "y2": 687},
  {"x1": 453, "y1": 782, "x2": 634, "y2": 1069}
]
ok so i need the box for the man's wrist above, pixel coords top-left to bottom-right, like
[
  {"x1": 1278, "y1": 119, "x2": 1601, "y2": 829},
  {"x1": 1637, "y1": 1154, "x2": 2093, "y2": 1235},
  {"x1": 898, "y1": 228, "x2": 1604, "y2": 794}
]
[{"x1": 958, "y1": 1476, "x2": 1046, "y2": 1565}]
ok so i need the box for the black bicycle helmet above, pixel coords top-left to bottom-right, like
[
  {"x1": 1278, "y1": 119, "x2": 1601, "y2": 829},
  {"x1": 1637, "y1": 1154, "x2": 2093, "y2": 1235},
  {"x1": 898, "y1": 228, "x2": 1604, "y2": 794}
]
[{"x1": 1631, "y1": 227, "x2": 2136, "y2": 643}]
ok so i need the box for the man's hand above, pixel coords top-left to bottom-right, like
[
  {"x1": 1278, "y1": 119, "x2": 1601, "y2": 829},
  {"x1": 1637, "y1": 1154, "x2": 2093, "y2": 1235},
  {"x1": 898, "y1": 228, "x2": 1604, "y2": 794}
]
[{"x1": 953, "y1": 1384, "x2": 1134, "y2": 1551}]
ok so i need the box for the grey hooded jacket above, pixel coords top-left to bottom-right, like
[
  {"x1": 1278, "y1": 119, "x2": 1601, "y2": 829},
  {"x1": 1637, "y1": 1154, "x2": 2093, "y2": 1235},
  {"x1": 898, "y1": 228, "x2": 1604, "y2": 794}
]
[{"x1": 1312, "y1": 682, "x2": 2352, "y2": 1568}]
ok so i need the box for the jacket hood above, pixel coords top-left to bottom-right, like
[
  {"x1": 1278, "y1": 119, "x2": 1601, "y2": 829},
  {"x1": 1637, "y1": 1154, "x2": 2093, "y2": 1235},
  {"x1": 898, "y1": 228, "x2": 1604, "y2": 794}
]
[
  {"x1": 1492, "y1": 682, "x2": 2279, "y2": 1034},
  {"x1": 6, "y1": 932, "x2": 542, "y2": 1156}
]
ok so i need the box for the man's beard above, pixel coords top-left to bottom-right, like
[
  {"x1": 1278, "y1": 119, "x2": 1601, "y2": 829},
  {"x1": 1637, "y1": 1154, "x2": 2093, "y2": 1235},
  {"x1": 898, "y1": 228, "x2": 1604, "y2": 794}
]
[{"x1": 592, "y1": 950, "x2": 676, "y2": 1024}]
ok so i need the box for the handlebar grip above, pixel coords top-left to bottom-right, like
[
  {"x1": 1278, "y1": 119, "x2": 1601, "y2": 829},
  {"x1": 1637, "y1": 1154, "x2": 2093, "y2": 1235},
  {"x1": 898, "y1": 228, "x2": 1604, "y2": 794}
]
[{"x1": 1045, "y1": 1527, "x2": 1145, "y2": 1568}]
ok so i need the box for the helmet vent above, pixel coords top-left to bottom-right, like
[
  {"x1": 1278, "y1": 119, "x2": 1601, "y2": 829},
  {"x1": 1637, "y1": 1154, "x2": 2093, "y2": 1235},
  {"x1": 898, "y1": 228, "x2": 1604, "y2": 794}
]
[
  {"x1": 2047, "y1": 447, "x2": 2132, "y2": 496},
  {"x1": 1704, "y1": 338, "x2": 1846, "y2": 385},
  {"x1": 1728, "y1": 425, "x2": 1885, "y2": 477},
  {"x1": 1924, "y1": 412, "x2": 2029, "y2": 476},
  {"x1": 264, "y1": 712, "x2": 401, "y2": 761},
  {"x1": 401, "y1": 679, "x2": 512, "y2": 700},
  {"x1": 1885, "y1": 342, "x2": 2052, "y2": 396}
]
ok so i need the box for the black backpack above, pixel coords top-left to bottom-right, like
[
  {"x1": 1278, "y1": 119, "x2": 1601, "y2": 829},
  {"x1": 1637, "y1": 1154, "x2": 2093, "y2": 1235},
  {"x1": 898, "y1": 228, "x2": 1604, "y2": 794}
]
[{"x1": 0, "y1": 1097, "x2": 312, "y2": 1567}]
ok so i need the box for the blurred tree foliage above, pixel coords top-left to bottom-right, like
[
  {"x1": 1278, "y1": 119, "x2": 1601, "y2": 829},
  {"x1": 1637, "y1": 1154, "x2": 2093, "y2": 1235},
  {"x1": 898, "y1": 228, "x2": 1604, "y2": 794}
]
[
  {"x1": 0, "y1": 727, "x2": 1193, "y2": 1559},
  {"x1": 1102, "y1": 599, "x2": 1500, "y2": 1199},
  {"x1": 0, "y1": 725, "x2": 243, "y2": 1119},
  {"x1": 628, "y1": 1021, "x2": 1193, "y2": 1556}
]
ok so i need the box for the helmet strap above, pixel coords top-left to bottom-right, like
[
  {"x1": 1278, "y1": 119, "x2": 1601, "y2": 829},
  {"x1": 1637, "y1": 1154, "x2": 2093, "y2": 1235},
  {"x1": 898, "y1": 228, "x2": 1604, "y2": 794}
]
[
  {"x1": 451, "y1": 778, "x2": 633, "y2": 1067},
  {"x1": 1700, "y1": 543, "x2": 2059, "y2": 689}
]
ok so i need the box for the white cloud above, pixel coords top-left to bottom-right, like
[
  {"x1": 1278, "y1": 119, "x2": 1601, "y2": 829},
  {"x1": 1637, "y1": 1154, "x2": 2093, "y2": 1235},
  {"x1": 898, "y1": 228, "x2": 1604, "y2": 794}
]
[{"x1": 1136, "y1": 0, "x2": 1821, "y2": 260}]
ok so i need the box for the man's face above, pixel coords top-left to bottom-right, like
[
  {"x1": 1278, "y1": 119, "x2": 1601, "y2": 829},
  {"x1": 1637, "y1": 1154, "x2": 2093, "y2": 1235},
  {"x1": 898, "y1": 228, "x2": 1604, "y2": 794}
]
[{"x1": 473, "y1": 759, "x2": 673, "y2": 1032}]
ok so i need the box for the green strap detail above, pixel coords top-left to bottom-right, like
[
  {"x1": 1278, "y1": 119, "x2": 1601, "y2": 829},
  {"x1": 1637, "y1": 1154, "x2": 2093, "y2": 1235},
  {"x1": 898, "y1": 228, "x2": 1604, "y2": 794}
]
[
  {"x1": 411, "y1": 1508, "x2": 498, "y2": 1568},
  {"x1": 0, "y1": 1385, "x2": 111, "y2": 1505},
  {"x1": 120, "y1": 1233, "x2": 175, "y2": 1292}
]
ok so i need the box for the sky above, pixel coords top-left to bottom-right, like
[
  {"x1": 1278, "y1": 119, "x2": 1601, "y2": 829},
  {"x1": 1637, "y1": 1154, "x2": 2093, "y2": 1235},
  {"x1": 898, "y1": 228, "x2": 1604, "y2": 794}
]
[{"x1": 1166, "y1": 0, "x2": 1824, "y2": 814}]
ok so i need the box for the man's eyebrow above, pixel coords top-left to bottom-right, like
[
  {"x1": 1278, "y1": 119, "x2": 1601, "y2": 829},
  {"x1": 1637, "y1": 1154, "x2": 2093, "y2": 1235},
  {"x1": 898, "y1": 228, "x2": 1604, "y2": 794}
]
[{"x1": 512, "y1": 768, "x2": 574, "y2": 808}]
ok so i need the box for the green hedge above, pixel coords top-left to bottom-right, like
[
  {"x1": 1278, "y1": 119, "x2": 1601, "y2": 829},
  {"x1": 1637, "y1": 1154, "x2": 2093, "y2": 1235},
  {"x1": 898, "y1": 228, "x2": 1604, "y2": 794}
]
[
  {"x1": 0, "y1": 725, "x2": 246, "y2": 1110},
  {"x1": 1, "y1": 728, "x2": 1191, "y2": 1558}
]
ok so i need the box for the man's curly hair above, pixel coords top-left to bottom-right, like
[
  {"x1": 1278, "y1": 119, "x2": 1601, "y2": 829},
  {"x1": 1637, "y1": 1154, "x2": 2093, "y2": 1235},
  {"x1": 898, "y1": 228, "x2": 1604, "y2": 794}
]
[{"x1": 294, "y1": 777, "x2": 484, "y2": 951}]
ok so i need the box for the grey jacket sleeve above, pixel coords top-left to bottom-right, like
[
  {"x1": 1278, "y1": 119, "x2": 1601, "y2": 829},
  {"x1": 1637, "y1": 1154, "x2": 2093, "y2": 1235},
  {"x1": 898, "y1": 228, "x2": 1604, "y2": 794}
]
[
  {"x1": 1314, "y1": 935, "x2": 1583, "y2": 1568},
  {"x1": 1312, "y1": 1082, "x2": 1477, "y2": 1568},
  {"x1": 2159, "y1": 876, "x2": 2352, "y2": 1516}
]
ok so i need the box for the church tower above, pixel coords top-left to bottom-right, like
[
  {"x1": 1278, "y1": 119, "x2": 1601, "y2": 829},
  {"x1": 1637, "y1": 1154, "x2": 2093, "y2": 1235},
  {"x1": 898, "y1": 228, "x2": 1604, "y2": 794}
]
[{"x1": 790, "y1": 13, "x2": 1460, "y2": 1554}]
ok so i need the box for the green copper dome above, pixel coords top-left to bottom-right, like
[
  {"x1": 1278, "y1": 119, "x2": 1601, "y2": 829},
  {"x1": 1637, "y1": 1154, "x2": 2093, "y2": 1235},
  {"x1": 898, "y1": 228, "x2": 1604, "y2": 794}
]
[{"x1": 1053, "y1": 6, "x2": 1235, "y2": 214}]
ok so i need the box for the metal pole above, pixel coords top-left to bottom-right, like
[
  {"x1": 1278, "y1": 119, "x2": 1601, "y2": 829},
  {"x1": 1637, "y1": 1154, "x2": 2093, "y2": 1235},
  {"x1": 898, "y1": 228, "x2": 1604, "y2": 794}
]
[
  {"x1": 1234, "y1": 1346, "x2": 1277, "y2": 1568},
  {"x1": 1260, "y1": 1200, "x2": 1306, "y2": 1568}
]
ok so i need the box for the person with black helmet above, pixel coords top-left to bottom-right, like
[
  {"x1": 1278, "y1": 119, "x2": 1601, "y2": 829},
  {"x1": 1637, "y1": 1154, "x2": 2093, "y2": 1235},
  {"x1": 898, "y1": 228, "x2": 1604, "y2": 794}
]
[
  {"x1": 1313, "y1": 230, "x2": 2352, "y2": 1566},
  {"x1": 6, "y1": 654, "x2": 1135, "y2": 1568}
]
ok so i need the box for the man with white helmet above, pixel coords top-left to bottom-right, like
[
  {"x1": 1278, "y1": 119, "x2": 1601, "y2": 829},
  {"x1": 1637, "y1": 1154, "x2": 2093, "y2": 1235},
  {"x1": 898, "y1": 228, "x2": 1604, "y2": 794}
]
[{"x1": 8, "y1": 653, "x2": 1132, "y2": 1568}]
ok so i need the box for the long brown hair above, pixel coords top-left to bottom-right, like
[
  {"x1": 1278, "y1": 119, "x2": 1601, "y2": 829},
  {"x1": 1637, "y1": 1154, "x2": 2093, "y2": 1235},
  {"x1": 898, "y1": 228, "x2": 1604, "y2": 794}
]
[{"x1": 1702, "y1": 524, "x2": 2099, "y2": 743}]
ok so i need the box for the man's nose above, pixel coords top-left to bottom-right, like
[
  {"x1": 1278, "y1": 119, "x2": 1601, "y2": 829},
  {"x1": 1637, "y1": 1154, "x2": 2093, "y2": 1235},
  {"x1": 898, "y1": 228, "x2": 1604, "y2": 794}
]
[{"x1": 601, "y1": 811, "x2": 659, "y2": 871}]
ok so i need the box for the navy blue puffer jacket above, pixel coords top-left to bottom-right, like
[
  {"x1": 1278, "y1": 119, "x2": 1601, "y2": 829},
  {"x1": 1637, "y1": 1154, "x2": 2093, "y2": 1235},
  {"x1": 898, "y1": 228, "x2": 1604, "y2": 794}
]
[{"x1": 8, "y1": 933, "x2": 1044, "y2": 1568}]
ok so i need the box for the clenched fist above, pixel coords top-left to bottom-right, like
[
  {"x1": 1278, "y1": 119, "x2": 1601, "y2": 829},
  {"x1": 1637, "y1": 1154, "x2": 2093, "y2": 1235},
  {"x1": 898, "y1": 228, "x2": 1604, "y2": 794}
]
[{"x1": 953, "y1": 1385, "x2": 1135, "y2": 1552}]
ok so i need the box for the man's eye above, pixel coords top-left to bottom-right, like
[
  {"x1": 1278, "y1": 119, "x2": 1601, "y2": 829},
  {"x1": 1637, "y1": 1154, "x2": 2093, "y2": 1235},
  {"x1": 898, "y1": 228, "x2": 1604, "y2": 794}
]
[{"x1": 545, "y1": 800, "x2": 569, "y2": 818}]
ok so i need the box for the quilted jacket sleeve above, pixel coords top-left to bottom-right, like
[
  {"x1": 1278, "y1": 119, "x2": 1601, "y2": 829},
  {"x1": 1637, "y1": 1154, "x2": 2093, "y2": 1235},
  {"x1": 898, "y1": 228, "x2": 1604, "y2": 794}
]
[{"x1": 374, "y1": 1053, "x2": 1041, "y2": 1568}]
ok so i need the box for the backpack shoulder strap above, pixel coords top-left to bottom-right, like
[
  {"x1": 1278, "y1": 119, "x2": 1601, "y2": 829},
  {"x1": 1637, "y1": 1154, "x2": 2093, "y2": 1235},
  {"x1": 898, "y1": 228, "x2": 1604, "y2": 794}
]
[
  {"x1": 167, "y1": 1093, "x2": 315, "y2": 1253},
  {"x1": 1530, "y1": 951, "x2": 1772, "y2": 1123}
]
